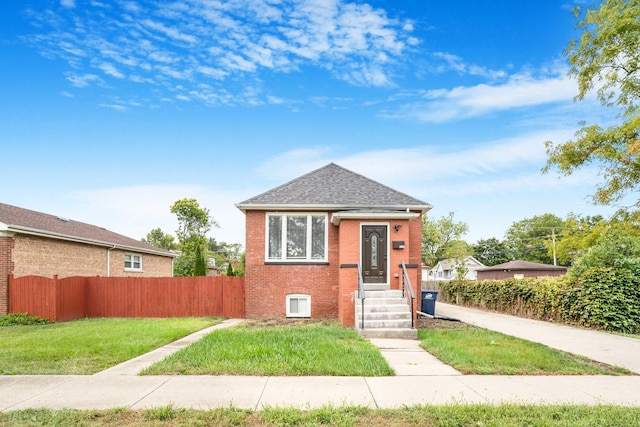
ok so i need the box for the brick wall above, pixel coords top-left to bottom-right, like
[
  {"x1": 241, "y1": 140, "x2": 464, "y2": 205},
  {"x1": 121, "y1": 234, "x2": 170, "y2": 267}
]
[
  {"x1": 244, "y1": 211, "x2": 340, "y2": 319},
  {"x1": 11, "y1": 235, "x2": 173, "y2": 278},
  {"x1": 0, "y1": 236, "x2": 14, "y2": 315}
]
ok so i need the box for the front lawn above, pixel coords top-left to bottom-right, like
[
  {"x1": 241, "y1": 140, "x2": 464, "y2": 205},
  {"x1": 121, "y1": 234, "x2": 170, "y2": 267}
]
[
  {"x1": 0, "y1": 317, "x2": 221, "y2": 375},
  {"x1": 2, "y1": 404, "x2": 640, "y2": 426},
  {"x1": 141, "y1": 319, "x2": 394, "y2": 376},
  {"x1": 418, "y1": 323, "x2": 630, "y2": 375}
]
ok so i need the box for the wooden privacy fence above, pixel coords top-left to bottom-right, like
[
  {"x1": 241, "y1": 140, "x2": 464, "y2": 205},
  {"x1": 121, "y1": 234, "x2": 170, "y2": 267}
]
[{"x1": 8, "y1": 275, "x2": 244, "y2": 322}]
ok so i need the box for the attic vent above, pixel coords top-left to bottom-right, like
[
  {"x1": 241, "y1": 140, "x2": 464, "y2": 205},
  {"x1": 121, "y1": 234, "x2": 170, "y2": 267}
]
[{"x1": 57, "y1": 216, "x2": 70, "y2": 223}]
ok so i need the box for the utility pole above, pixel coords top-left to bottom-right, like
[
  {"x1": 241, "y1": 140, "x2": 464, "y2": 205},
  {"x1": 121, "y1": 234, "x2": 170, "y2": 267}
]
[{"x1": 552, "y1": 228, "x2": 557, "y2": 266}]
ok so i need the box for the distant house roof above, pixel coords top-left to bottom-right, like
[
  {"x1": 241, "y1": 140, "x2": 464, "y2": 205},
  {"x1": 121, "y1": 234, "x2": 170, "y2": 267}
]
[
  {"x1": 477, "y1": 260, "x2": 567, "y2": 272},
  {"x1": 0, "y1": 203, "x2": 175, "y2": 257},
  {"x1": 236, "y1": 163, "x2": 432, "y2": 213}
]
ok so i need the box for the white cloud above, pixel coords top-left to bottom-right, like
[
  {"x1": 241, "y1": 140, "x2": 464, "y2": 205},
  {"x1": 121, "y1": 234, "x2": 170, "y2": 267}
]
[
  {"x1": 26, "y1": 0, "x2": 417, "y2": 106},
  {"x1": 66, "y1": 73, "x2": 103, "y2": 87},
  {"x1": 385, "y1": 66, "x2": 577, "y2": 123}
]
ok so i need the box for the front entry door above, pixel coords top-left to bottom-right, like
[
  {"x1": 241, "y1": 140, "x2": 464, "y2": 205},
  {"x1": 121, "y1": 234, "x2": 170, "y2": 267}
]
[{"x1": 362, "y1": 225, "x2": 387, "y2": 283}]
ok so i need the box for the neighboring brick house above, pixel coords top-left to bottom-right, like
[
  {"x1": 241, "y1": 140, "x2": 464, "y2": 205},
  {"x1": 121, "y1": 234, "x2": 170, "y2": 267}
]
[
  {"x1": 236, "y1": 163, "x2": 432, "y2": 328},
  {"x1": 0, "y1": 203, "x2": 176, "y2": 315}
]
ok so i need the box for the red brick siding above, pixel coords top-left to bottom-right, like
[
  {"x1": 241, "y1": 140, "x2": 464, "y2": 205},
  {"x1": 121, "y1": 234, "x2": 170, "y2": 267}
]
[
  {"x1": 11, "y1": 235, "x2": 173, "y2": 278},
  {"x1": 244, "y1": 211, "x2": 340, "y2": 319},
  {"x1": 0, "y1": 236, "x2": 14, "y2": 315}
]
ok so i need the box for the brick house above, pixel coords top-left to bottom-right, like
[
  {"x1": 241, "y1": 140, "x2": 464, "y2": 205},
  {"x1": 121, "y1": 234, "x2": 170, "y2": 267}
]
[
  {"x1": 236, "y1": 163, "x2": 432, "y2": 337},
  {"x1": 0, "y1": 203, "x2": 176, "y2": 315}
]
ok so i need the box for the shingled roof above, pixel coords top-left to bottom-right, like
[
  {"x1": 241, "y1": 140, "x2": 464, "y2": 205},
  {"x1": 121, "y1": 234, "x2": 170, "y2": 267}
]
[
  {"x1": 236, "y1": 163, "x2": 432, "y2": 212},
  {"x1": 0, "y1": 203, "x2": 175, "y2": 257},
  {"x1": 477, "y1": 260, "x2": 567, "y2": 271}
]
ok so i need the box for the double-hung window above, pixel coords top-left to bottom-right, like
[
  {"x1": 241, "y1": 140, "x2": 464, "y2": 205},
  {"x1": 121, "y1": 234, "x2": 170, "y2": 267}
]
[
  {"x1": 266, "y1": 213, "x2": 327, "y2": 262},
  {"x1": 124, "y1": 253, "x2": 143, "y2": 272}
]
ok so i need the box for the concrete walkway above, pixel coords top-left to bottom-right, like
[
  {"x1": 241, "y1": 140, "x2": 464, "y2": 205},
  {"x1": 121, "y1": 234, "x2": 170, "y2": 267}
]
[{"x1": 2, "y1": 311, "x2": 640, "y2": 411}]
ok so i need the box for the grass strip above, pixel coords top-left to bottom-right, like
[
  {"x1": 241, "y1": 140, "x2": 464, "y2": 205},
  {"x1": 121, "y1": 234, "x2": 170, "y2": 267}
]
[
  {"x1": 0, "y1": 317, "x2": 221, "y2": 375},
  {"x1": 142, "y1": 320, "x2": 394, "y2": 376},
  {"x1": 418, "y1": 325, "x2": 631, "y2": 375},
  {"x1": 2, "y1": 404, "x2": 640, "y2": 426}
]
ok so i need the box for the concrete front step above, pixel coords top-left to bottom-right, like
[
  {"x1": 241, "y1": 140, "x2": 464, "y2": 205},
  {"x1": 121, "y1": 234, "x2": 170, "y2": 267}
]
[
  {"x1": 357, "y1": 328, "x2": 418, "y2": 339},
  {"x1": 361, "y1": 311, "x2": 412, "y2": 321},
  {"x1": 359, "y1": 297, "x2": 410, "y2": 306},
  {"x1": 356, "y1": 304, "x2": 412, "y2": 313},
  {"x1": 362, "y1": 319, "x2": 413, "y2": 329},
  {"x1": 363, "y1": 290, "x2": 403, "y2": 298}
]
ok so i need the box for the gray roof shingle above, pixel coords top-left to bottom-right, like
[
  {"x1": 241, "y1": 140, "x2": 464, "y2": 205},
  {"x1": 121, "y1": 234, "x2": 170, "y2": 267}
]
[
  {"x1": 0, "y1": 203, "x2": 174, "y2": 257},
  {"x1": 237, "y1": 163, "x2": 432, "y2": 211}
]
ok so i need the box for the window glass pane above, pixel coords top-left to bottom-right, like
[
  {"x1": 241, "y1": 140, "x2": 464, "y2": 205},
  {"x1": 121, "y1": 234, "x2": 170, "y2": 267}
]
[
  {"x1": 311, "y1": 216, "x2": 325, "y2": 259},
  {"x1": 290, "y1": 298, "x2": 298, "y2": 313},
  {"x1": 133, "y1": 255, "x2": 141, "y2": 269},
  {"x1": 124, "y1": 254, "x2": 132, "y2": 268},
  {"x1": 298, "y1": 297, "x2": 308, "y2": 314},
  {"x1": 268, "y1": 216, "x2": 282, "y2": 259},
  {"x1": 286, "y1": 216, "x2": 307, "y2": 259}
]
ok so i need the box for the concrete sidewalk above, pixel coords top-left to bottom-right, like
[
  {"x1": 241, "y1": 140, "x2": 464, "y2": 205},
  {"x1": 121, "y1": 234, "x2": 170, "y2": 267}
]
[
  {"x1": 2, "y1": 311, "x2": 640, "y2": 411},
  {"x1": 435, "y1": 302, "x2": 640, "y2": 374}
]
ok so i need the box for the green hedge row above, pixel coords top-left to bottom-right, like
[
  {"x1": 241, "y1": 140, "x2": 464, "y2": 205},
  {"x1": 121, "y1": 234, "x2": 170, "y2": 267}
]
[{"x1": 438, "y1": 263, "x2": 640, "y2": 334}]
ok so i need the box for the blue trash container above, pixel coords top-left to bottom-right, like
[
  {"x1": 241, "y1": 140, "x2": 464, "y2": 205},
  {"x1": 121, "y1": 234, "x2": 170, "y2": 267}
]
[{"x1": 421, "y1": 290, "x2": 439, "y2": 316}]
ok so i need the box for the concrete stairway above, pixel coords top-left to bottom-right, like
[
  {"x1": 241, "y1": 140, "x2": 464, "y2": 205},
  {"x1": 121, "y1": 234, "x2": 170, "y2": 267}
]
[{"x1": 355, "y1": 289, "x2": 417, "y2": 339}]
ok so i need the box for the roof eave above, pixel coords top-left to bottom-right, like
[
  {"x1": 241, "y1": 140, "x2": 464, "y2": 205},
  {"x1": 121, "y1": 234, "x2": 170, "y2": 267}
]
[
  {"x1": 6, "y1": 225, "x2": 177, "y2": 258},
  {"x1": 236, "y1": 203, "x2": 432, "y2": 214}
]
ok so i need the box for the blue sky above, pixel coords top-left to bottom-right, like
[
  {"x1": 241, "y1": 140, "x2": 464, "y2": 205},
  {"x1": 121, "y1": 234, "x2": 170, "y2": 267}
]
[{"x1": 0, "y1": 0, "x2": 623, "y2": 248}]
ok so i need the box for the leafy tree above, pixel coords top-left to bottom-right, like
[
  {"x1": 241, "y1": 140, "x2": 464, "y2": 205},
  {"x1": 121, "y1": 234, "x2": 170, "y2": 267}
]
[
  {"x1": 504, "y1": 214, "x2": 564, "y2": 265},
  {"x1": 543, "y1": 0, "x2": 640, "y2": 207},
  {"x1": 553, "y1": 214, "x2": 604, "y2": 265},
  {"x1": 569, "y1": 226, "x2": 640, "y2": 278},
  {"x1": 207, "y1": 238, "x2": 243, "y2": 268},
  {"x1": 141, "y1": 227, "x2": 178, "y2": 251},
  {"x1": 194, "y1": 245, "x2": 207, "y2": 276},
  {"x1": 422, "y1": 211, "x2": 469, "y2": 265},
  {"x1": 170, "y1": 198, "x2": 219, "y2": 255},
  {"x1": 226, "y1": 262, "x2": 235, "y2": 277},
  {"x1": 472, "y1": 237, "x2": 514, "y2": 266},
  {"x1": 169, "y1": 198, "x2": 219, "y2": 277}
]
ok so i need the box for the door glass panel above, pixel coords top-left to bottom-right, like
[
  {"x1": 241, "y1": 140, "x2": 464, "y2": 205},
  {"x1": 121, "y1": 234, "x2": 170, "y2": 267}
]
[{"x1": 371, "y1": 235, "x2": 378, "y2": 268}]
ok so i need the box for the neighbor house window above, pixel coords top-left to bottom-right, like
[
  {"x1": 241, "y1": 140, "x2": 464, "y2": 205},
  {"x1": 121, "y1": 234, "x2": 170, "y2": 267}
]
[
  {"x1": 286, "y1": 294, "x2": 311, "y2": 318},
  {"x1": 266, "y1": 214, "x2": 327, "y2": 262},
  {"x1": 124, "y1": 253, "x2": 142, "y2": 271}
]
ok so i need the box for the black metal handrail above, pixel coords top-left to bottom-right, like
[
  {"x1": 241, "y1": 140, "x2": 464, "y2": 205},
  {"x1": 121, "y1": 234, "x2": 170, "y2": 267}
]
[
  {"x1": 400, "y1": 261, "x2": 415, "y2": 329},
  {"x1": 357, "y1": 261, "x2": 365, "y2": 330}
]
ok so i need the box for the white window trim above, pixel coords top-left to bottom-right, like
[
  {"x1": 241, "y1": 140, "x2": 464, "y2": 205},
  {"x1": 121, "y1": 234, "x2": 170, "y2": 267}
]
[
  {"x1": 265, "y1": 213, "x2": 328, "y2": 262},
  {"x1": 124, "y1": 252, "x2": 143, "y2": 272},
  {"x1": 286, "y1": 294, "x2": 311, "y2": 318}
]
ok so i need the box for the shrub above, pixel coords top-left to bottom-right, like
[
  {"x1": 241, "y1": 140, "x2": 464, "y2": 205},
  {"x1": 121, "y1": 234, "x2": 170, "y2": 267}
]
[{"x1": 0, "y1": 313, "x2": 52, "y2": 326}]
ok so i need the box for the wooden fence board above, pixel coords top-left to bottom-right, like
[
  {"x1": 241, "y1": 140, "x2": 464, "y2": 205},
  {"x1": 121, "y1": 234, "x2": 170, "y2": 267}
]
[{"x1": 8, "y1": 275, "x2": 245, "y2": 321}]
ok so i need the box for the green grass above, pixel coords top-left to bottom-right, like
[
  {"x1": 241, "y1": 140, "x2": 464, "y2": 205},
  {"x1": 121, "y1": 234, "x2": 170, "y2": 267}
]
[
  {"x1": 418, "y1": 325, "x2": 631, "y2": 375},
  {"x1": 2, "y1": 405, "x2": 640, "y2": 426},
  {"x1": 0, "y1": 317, "x2": 221, "y2": 375},
  {"x1": 141, "y1": 320, "x2": 394, "y2": 376}
]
